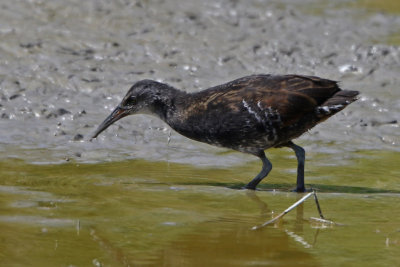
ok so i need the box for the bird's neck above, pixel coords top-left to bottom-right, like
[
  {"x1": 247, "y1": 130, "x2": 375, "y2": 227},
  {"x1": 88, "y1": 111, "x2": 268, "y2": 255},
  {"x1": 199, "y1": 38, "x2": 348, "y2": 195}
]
[{"x1": 149, "y1": 85, "x2": 187, "y2": 123}]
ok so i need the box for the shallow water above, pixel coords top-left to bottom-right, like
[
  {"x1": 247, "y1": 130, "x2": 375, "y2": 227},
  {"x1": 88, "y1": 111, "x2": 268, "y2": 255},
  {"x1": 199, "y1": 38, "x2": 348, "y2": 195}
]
[
  {"x1": 1, "y1": 150, "x2": 399, "y2": 266},
  {"x1": 0, "y1": 0, "x2": 400, "y2": 266}
]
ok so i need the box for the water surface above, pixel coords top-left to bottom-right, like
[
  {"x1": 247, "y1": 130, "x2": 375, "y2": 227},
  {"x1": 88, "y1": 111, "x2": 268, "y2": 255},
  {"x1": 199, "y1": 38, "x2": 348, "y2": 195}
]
[{"x1": 1, "y1": 150, "x2": 399, "y2": 266}]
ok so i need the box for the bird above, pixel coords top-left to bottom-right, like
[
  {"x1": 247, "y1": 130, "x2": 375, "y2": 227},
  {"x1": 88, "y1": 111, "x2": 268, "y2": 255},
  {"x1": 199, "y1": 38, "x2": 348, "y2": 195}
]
[{"x1": 91, "y1": 74, "x2": 359, "y2": 192}]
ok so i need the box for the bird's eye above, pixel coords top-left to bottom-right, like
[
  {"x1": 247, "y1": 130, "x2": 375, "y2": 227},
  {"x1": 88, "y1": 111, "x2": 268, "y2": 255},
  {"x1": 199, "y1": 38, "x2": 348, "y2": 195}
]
[{"x1": 128, "y1": 96, "x2": 137, "y2": 105}]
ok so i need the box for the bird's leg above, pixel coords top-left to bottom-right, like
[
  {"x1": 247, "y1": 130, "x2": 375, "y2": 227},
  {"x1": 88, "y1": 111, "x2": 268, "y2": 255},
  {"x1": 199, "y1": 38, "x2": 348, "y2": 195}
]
[
  {"x1": 286, "y1": 141, "x2": 306, "y2": 192},
  {"x1": 245, "y1": 151, "x2": 272, "y2": 190}
]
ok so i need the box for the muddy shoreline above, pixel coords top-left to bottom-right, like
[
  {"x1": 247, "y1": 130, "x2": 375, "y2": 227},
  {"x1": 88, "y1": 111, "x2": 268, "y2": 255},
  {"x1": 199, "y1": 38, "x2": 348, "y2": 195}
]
[{"x1": 0, "y1": 0, "x2": 399, "y2": 165}]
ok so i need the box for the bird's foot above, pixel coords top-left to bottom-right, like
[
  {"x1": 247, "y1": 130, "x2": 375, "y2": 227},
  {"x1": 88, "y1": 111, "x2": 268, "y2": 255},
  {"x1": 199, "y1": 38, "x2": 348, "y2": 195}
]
[
  {"x1": 243, "y1": 184, "x2": 257, "y2": 190},
  {"x1": 291, "y1": 187, "x2": 312, "y2": 193}
]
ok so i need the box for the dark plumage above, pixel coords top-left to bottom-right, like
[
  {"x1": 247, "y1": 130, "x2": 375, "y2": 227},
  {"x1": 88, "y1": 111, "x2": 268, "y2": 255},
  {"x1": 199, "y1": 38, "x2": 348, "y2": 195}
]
[{"x1": 92, "y1": 74, "x2": 359, "y2": 192}]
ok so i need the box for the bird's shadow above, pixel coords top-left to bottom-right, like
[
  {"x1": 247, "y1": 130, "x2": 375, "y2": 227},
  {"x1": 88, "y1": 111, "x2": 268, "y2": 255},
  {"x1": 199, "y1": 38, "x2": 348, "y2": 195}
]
[{"x1": 180, "y1": 182, "x2": 400, "y2": 194}]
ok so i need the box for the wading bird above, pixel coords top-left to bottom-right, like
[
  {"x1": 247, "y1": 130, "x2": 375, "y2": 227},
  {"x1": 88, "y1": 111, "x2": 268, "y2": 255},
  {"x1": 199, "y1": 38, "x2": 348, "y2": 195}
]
[{"x1": 92, "y1": 74, "x2": 358, "y2": 192}]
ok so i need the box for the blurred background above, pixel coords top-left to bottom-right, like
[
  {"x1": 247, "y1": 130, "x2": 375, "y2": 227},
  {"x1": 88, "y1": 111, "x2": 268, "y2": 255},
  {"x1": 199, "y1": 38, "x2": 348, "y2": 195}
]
[{"x1": 0, "y1": 0, "x2": 399, "y2": 266}]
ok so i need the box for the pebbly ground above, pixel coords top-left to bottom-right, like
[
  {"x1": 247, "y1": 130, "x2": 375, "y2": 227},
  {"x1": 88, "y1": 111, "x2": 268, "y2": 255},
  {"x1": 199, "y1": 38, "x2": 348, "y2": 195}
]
[{"x1": 0, "y1": 0, "x2": 399, "y2": 165}]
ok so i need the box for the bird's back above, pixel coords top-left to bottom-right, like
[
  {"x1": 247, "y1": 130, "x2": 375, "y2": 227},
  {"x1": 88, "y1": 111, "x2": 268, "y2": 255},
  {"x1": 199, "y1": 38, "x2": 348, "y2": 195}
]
[{"x1": 170, "y1": 74, "x2": 358, "y2": 154}]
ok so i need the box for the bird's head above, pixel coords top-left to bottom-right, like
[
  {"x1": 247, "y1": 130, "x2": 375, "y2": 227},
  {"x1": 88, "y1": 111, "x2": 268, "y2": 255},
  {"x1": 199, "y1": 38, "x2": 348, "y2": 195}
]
[{"x1": 91, "y1": 79, "x2": 167, "y2": 139}]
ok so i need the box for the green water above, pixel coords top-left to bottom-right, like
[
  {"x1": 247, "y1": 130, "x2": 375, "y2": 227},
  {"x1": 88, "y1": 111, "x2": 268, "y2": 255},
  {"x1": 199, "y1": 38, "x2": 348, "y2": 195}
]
[
  {"x1": 356, "y1": 0, "x2": 400, "y2": 14},
  {"x1": 0, "y1": 150, "x2": 399, "y2": 266}
]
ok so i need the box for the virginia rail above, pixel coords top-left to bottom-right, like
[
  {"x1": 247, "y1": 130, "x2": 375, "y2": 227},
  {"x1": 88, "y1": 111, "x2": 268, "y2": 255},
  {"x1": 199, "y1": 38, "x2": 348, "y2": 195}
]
[{"x1": 92, "y1": 74, "x2": 359, "y2": 192}]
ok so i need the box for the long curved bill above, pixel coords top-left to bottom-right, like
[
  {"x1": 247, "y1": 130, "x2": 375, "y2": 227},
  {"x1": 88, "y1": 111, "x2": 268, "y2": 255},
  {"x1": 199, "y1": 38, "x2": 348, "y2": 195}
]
[{"x1": 91, "y1": 106, "x2": 129, "y2": 139}]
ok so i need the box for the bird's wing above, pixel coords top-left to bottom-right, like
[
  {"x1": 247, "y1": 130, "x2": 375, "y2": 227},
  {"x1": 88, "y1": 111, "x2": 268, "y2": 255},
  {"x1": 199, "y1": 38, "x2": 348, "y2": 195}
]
[
  {"x1": 238, "y1": 89, "x2": 318, "y2": 127},
  {"x1": 263, "y1": 75, "x2": 341, "y2": 105},
  {"x1": 234, "y1": 75, "x2": 342, "y2": 126},
  {"x1": 193, "y1": 74, "x2": 342, "y2": 127}
]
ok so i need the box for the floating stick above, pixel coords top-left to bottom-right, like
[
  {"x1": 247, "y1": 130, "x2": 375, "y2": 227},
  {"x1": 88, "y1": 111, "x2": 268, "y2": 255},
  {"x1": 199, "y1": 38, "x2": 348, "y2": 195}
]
[
  {"x1": 251, "y1": 190, "x2": 337, "y2": 230},
  {"x1": 313, "y1": 190, "x2": 325, "y2": 219},
  {"x1": 252, "y1": 191, "x2": 315, "y2": 230}
]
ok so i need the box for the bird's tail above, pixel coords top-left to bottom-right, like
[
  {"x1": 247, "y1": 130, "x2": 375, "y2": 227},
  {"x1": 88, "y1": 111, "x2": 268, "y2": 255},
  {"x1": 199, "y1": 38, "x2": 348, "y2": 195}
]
[{"x1": 316, "y1": 90, "x2": 359, "y2": 118}]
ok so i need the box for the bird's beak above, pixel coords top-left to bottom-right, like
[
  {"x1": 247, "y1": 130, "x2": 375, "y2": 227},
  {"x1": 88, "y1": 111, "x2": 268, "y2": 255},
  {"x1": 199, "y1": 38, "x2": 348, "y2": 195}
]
[{"x1": 91, "y1": 106, "x2": 129, "y2": 139}]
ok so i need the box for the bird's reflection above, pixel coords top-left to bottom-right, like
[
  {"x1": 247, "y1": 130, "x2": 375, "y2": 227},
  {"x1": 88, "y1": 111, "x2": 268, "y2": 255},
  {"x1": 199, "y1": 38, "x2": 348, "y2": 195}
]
[{"x1": 245, "y1": 190, "x2": 270, "y2": 216}]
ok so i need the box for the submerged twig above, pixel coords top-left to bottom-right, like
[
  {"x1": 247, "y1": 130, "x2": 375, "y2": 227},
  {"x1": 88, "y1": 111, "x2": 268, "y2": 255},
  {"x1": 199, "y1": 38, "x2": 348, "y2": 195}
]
[
  {"x1": 309, "y1": 217, "x2": 338, "y2": 225},
  {"x1": 251, "y1": 190, "x2": 336, "y2": 230},
  {"x1": 313, "y1": 190, "x2": 325, "y2": 219},
  {"x1": 252, "y1": 191, "x2": 314, "y2": 230}
]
